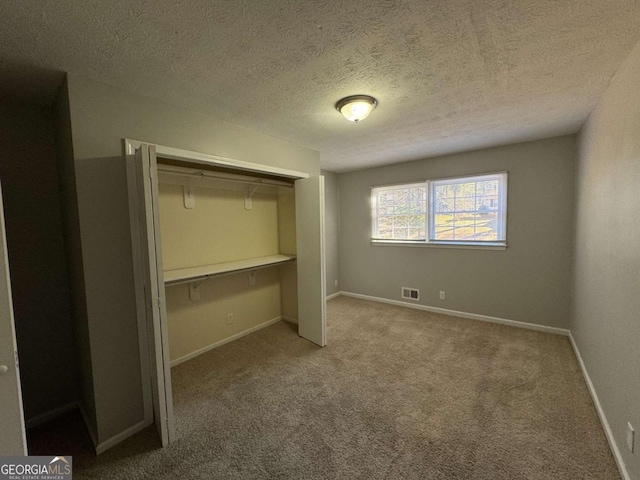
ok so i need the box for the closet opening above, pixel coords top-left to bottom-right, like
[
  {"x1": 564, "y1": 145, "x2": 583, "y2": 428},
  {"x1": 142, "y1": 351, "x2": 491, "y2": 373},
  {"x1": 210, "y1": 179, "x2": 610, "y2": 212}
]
[
  {"x1": 125, "y1": 140, "x2": 326, "y2": 447},
  {"x1": 0, "y1": 103, "x2": 91, "y2": 455}
]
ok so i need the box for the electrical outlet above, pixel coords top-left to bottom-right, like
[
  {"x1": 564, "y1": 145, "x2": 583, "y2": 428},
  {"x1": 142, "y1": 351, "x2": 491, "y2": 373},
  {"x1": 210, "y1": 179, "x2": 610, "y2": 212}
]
[
  {"x1": 439, "y1": 291, "x2": 446, "y2": 300},
  {"x1": 334, "y1": 279, "x2": 338, "y2": 287},
  {"x1": 227, "y1": 313, "x2": 234, "y2": 325},
  {"x1": 628, "y1": 422, "x2": 635, "y2": 453}
]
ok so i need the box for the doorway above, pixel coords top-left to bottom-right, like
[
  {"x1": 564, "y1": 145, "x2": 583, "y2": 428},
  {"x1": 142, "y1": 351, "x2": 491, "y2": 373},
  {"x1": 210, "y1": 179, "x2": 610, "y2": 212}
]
[
  {"x1": 0, "y1": 102, "x2": 90, "y2": 455},
  {"x1": 125, "y1": 140, "x2": 327, "y2": 446}
]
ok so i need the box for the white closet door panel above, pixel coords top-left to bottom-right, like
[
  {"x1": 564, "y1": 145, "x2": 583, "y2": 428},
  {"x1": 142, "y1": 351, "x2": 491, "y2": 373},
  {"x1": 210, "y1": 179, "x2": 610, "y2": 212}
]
[
  {"x1": 133, "y1": 145, "x2": 175, "y2": 446},
  {"x1": 295, "y1": 175, "x2": 327, "y2": 347},
  {"x1": 0, "y1": 180, "x2": 27, "y2": 455}
]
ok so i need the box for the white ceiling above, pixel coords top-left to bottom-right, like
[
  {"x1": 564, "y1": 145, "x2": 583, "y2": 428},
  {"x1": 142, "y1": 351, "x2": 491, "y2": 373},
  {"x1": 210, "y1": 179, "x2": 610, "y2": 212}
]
[{"x1": 1, "y1": 1, "x2": 639, "y2": 172}]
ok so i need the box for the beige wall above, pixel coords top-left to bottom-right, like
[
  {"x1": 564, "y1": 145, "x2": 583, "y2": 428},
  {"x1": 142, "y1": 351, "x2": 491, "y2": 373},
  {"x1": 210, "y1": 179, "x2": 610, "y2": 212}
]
[
  {"x1": 277, "y1": 189, "x2": 297, "y2": 256},
  {"x1": 166, "y1": 270, "x2": 282, "y2": 362},
  {"x1": 65, "y1": 74, "x2": 319, "y2": 443},
  {"x1": 278, "y1": 189, "x2": 298, "y2": 320},
  {"x1": 0, "y1": 102, "x2": 78, "y2": 422},
  {"x1": 572, "y1": 41, "x2": 640, "y2": 479},
  {"x1": 158, "y1": 180, "x2": 287, "y2": 362},
  {"x1": 159, "y1": 182, "x2": 280, "y2": 270},
  {"x1": 322, "y1": 170, "x2": 340, "y2": 296},
  {"x1": 339, "y1": 136, "x2": 576, "y2": 329}
]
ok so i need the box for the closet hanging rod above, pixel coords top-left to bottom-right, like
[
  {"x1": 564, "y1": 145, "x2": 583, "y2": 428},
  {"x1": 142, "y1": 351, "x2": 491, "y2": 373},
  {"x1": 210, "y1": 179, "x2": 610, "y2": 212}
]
[{"x1": 157, "y1": 166, "x2": 294, "y2": 188}]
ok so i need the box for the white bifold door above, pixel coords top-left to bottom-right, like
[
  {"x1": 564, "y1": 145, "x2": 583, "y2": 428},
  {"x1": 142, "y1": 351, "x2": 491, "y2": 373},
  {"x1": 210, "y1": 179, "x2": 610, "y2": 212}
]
[
  {"x1": 129, "y1": 144, "x2": 175, "y2": 446},
  {"x1": 295, "y1": 176, "x2": 327, "y2": 347},
  {"x1": 0, "y1": 180, "x2": 27, "y2": 455}
]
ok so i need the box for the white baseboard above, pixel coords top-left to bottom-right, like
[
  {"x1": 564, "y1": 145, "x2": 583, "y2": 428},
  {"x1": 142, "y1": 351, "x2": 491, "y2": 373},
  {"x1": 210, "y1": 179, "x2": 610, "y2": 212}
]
[
  {"x1": 282, "y1": 315, "x2": 298, "y2": 324},
  {"x1": 341, "y1": 291, "x2": 570, "y2": 336},
  {"x1": 95, "y1": 418, "x2": 151, "y2": 455},
  {"x1": 569, "y1": 333, "x2": 630, "y2": 480},
  {"x1": 326, "y1": 291, "x2": 343, "y2": 301},
  {"x1": 26, "y1": 402, "x2": 78, "y2": 429},
  {"x1": 170, "y1": 316, "x2": 283, "y2": 367}
]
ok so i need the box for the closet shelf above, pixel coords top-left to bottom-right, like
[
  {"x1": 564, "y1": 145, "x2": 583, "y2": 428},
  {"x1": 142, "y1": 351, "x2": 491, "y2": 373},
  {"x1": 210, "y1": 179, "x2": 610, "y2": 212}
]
[{"x1": 164, "y1": 254, "x2": 296, "y2": 286}]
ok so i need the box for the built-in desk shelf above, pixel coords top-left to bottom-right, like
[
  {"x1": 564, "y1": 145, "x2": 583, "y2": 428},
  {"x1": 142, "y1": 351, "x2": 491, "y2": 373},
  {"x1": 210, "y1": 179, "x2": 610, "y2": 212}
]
[{"x1": 164, "y1": 254, "x2": 296, "y2": 286}]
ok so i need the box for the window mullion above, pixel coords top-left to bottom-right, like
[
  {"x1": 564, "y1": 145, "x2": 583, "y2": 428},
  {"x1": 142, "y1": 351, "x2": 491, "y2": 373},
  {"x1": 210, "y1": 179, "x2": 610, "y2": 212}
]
[{"x1": 426, "y1": 180, "x2": 431, "y2": 243}]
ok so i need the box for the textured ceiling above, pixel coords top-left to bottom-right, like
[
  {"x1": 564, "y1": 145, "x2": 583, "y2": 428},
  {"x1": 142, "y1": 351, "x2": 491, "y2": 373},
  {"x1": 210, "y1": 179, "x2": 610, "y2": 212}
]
[{"x1": 1, "y1": 1, "x2": 639, "y2": 172}]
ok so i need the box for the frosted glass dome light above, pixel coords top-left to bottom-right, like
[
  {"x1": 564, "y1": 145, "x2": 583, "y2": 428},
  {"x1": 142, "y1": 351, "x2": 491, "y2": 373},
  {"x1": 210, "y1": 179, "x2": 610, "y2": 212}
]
[{"x1": 336, "y1": 95, "x2": 378, "y2": 123}]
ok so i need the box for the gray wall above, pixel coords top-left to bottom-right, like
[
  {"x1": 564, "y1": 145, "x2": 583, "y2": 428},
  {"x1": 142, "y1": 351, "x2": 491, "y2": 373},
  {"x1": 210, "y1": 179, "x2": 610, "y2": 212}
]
[
  {"x1": 572, "y1": 41, "x2": 640, "y2": 479},
  {"x1": 53, "y1": 80, "x2": 96, "y2": 436},
  {"x1": 65, "y1": 74, "x2": 320, "y2": 444},
  {"x1": 322, "y1": 170, "x2": 340, "y2": 296},
  {"x1": 339, "y1": 136, "x2": 576, "y2": 329},
  {"x1": 0, "y1": 102, "x2": 78, "y2": 421}
]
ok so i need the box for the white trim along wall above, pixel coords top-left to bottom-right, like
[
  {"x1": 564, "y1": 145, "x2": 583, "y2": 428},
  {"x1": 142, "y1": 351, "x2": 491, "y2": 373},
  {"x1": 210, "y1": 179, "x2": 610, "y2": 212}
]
[
  {"x1": 569, "y1": 334, "x2": 632, "y2": 480},
  {"x1": 335, "y1": 291, "x2": 569, "y2": 336}
]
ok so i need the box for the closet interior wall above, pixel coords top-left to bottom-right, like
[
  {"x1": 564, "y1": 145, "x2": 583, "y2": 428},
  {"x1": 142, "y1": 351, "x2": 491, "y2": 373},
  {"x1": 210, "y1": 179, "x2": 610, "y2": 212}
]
[{"x1": 156, "y1": 159, "x2": 298, "y2": 365}]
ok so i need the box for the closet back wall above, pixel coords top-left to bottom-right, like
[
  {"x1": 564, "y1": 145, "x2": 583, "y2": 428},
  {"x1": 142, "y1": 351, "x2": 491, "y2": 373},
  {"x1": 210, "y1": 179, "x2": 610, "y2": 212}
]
[
  {"x1": 165, "y1": 271, "x2": 281, "y2": 364},
  {"x1": 159, "y1": 183, "x2": 279, "y2": 269},
  {"x1": 159, "y1": 181, "x2": 284, "y2": 363}
]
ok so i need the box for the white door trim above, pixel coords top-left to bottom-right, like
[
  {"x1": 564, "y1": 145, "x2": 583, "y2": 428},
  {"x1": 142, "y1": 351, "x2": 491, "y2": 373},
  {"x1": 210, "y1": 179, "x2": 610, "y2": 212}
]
[
  {"x1": 125, "y1": 146, "x2": 154, "y2": 430},
  {"x1": 124, "y1": 139, "x2": 309, "y2": 180},
  {"x1": 0, "y1": 180, "x2": 27, "y2": 455}
]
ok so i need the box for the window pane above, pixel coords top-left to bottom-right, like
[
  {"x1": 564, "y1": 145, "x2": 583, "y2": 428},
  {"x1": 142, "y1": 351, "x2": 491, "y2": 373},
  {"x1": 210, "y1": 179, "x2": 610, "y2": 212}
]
[
  {"x1": 372, "y1": 184, "x2": 427, "y2": 240},
  {"x1": 431, "y1": 173, "x2": 506, "y2": 243}
]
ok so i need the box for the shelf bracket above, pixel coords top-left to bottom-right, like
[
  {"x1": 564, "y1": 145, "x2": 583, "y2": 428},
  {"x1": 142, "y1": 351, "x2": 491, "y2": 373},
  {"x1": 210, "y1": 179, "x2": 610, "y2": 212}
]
[
  {"x1": 189, "y1": 281, "x2": 201, "y2": 302},
  {"x1": 244, "y1": 184, "x2": 260, "y2": 210},
  {"x1": 184, "y1": 179, "x2": 196, "y2": 209}
]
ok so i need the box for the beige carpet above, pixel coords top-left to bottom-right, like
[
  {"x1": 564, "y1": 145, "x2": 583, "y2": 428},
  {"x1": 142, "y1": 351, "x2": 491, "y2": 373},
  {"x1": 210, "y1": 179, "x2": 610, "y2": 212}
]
[{"x1": 32, "y1": 296, "x2": 619, "y2": 479}]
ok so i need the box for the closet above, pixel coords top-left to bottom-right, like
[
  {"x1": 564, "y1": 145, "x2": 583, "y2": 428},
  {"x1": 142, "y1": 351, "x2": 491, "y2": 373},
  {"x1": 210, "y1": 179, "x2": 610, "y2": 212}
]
[{"x1": 126, "y1": 141, "x2": 326, "y2": 446}]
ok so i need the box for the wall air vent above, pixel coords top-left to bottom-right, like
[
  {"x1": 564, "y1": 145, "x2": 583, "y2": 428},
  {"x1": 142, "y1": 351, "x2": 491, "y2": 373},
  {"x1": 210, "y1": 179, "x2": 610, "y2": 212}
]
[{"x1": 401, "y1": 287, "x2": 419, "y2": 301}]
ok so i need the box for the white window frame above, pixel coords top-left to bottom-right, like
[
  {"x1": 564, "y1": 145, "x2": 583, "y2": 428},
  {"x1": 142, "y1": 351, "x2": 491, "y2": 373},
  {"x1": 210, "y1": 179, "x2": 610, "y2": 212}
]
[{"x1": 371, "y1": 172, "x2": 508, "y2": 250}]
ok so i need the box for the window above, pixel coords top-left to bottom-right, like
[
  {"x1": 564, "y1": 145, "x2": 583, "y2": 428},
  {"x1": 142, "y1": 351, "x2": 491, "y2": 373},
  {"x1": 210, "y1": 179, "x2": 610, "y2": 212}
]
[
  {"x1": 372, "y1": 182, "x2": 427, "y2": 241},
  {"x1": 371, "y1": 172, "x2": 507, "y2": 246}
]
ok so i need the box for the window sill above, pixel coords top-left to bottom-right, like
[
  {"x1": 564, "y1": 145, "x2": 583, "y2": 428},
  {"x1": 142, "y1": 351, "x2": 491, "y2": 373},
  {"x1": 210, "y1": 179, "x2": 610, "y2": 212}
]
[{"x1": 371, "y1": 240, "x2": 508, "y2": 251}]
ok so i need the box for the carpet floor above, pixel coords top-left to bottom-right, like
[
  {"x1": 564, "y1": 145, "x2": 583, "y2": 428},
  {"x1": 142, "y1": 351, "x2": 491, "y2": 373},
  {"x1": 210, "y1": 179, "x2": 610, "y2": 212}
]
[{"x1": 30, "y1": 296, "x2": 619, "y2": 479}]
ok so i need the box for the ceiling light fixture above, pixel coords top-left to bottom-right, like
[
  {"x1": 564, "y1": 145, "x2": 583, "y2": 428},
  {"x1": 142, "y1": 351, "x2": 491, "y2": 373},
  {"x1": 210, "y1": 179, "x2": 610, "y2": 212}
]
[{"x1": 335, "y1": 95, "x2": 378, "y2": 123}]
